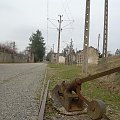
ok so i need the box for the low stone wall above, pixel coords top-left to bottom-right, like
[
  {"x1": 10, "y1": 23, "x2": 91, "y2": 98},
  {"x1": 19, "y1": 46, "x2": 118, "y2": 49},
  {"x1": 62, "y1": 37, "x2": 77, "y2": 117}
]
[{"x1": 0, "y1": 52, "x2": 27, "y2": 63}]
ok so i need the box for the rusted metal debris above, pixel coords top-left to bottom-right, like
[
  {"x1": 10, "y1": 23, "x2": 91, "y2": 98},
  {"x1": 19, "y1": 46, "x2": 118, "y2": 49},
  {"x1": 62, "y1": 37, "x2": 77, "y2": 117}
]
[{"x1": 52, "y1": 66, "x2": 120, "y2": 120}]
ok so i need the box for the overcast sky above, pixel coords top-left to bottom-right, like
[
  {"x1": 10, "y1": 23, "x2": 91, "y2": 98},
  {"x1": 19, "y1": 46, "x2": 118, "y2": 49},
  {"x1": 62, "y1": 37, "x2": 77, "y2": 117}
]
[{"x1": 0, "y1": 0, "x2": 120, "y2": 54}]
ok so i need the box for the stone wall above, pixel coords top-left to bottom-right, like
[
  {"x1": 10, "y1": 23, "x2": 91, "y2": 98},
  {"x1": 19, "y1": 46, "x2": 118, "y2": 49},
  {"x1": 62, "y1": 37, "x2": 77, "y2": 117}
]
[
  {"x1": 59, "y1": 56, "x2": 65, "y2": 63},
  {"x1": 75, "y1": 47, "x2": 99, "y2": 65},
  {"x1": 88, "y1": 47, "x2": 98, "y2": 64},
  {"x1": 0, "y1": 52, "x2": 27, "y2": 63}
]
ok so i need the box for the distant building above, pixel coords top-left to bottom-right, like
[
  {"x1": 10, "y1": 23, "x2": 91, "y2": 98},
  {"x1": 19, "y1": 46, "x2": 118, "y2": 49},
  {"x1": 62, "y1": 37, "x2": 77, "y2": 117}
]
[
  {"x1": 49, "y1": 46, "x2": 99, "y2": 65},
  {"x1": 50, "y1": 53, "x2": 65, "y2": 64},
  {"x1": 50, "y1": 53, "x2": 57, "y2": 63},
  {"x1": 75, "y1": 50, "x2": 83, "y2": 65},
  {"x1": 65, "y1": 50, "x2": 76, "y2": 65},
  {"x1": 66, "y1": 46, "x2": 99, "y2": 65},
  {"x1": 88, "y1": 46, "x2": 99, "y2": 64},
  {"x1": 59, "y1": 56, "x2": 65, "y2": 63}
]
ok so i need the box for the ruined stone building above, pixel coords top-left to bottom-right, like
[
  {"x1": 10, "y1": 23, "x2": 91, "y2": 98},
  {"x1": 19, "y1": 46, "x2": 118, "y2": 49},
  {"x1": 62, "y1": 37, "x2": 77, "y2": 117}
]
[
  {"x1": 49, "y1": 46, "x2": 99, "y2": 65},
  {"x1": 50, "y1": 53, "x2": 65, "y2": 64},
  {"x1": 75, "y1": 46, "x2": 99, "y2": 65},
  {"x1": 65, "y1": 50, "x2": 76, "y2": 65},
  {"x1": 65, "y1": 46, "x2": 99, "y2": 65}
]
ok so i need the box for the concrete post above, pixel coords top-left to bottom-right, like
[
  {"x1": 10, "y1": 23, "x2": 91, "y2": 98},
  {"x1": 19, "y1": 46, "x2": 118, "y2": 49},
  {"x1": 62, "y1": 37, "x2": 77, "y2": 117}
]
[
  {"x1": 82, "y1": 0, "x2": 90, "y2": 73},
  {"x1": 102, "y1": 0, "x2": 108, "y2": 60},
  {"x1": 57, "y1": 15, "x2": 63, "y2": 64}
]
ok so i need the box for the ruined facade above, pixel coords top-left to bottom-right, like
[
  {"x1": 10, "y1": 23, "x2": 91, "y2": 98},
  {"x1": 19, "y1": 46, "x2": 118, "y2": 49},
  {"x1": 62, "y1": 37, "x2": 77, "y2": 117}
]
[
  {"x1": 65, "y1": 46, "x2": 99, "y2": 65},
  {"x1": 50, "y1": 53, "x2": 65, "y2": 64}
]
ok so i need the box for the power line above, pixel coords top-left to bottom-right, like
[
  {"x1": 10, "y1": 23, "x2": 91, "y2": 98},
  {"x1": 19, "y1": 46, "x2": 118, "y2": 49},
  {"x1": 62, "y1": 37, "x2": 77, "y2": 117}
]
[
  {"x1": 47, "y1": 17, "x2": 74, "y2": 30},
  {"x1": 60, "y1": 0, "x2": 74, "y2": 43},
  {"x1": 47, "y1": 18, "x2": 58, "y2": 28},
  {"x1": 60, "y1": 0, "x2": 70, "y2": 20},
  {"x1": 62, "y1": 28, "x2": 73, "y2": 30},
  {"x1": 48, "y1": 27, "x2": 57, "y2": 30},
  {"x1": 64, "y1": 19, "x2": 74, "y2": 21},
  {"x1": 65, "y1": 0, "x2": 74, "y2": 20},
  {"x1": 62, "y1": 20, "x2": 74, "y2": 28},
  {"x1": 47, "y1": 18, "x2": 58, "y2": 21}
]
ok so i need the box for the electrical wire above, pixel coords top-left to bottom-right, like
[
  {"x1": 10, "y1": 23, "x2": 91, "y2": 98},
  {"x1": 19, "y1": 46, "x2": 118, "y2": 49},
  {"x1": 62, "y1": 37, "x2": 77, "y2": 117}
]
[
  {"x1": 60, "y1": 0, "x2": 70, "y2": 20},
  {"x1": 47, "y1": 19, "x2": 58, "y2": 29},
  {"x1": 64, "y1": 0, "x2": 74, "y2": 40},
  {"x1": 48, "y1": 27, "x2": 57, "y2": 30},
  {"x1": 62, "y1": 21, "x2": 74, "y2": 28},
  {"x1": 62, "y1": 28, "x2": 73, "y2": 30},
  {"x1": 65, "y1": 0, "x2": 74, "y2": 20},
  {"x1": 59, "y1": 0, "x2": 75, "y2": 43},
  {"x1": 47, "y1": 18, "x2": 58, "y2": 21}
]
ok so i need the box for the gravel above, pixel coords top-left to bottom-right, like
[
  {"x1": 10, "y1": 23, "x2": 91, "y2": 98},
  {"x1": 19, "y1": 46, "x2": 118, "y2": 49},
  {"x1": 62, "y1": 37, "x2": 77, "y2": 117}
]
[{"x1": 0, "y1": 63, "x2": 46, "y2": 120}]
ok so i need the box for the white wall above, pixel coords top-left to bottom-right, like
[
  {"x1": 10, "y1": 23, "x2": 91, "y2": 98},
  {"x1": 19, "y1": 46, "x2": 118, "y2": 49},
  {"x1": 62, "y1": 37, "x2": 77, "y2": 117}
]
[{"x1": 59, "y1": 56, "x2": 65, "y2": 63}]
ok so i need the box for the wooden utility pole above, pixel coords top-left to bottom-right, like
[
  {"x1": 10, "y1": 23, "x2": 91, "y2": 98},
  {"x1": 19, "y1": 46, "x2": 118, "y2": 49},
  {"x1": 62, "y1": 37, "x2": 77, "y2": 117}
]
[
  {"x1": 82, "y1": 0, "x2": 90, "y2": 73},
  {"x1": 57, "y1": 15, "x2": 63, "y2": 64},
  {"x1": 102, "y1": 0, "x2": 108, "y2": 60}
]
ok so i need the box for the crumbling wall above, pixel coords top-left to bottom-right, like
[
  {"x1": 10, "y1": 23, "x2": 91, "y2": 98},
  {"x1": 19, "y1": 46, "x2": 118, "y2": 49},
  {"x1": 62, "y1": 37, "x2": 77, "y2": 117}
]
[
  {"x1": 0, "y1": 52, "x2": 27, "y2": 63},
  {"x1": 88, "y1": 47, "x2": 98, "y2": 64}
]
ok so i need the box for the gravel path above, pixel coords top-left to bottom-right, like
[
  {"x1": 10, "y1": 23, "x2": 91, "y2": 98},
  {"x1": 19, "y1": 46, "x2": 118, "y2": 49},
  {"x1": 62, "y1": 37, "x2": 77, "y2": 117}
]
[{"x1": 0, "y1": 63, "x2": 46, "y2": 120}]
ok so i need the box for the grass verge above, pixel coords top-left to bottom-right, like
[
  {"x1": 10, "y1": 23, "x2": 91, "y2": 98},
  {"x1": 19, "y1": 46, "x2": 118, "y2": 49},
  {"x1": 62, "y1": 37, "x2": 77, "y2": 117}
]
[{"x1": 45, "y1": 63, "x2": 120, "y2": 119}]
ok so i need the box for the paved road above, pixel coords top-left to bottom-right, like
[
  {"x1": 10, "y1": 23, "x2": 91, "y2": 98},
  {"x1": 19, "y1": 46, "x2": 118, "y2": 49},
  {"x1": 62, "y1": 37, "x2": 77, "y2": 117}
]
[{"x1": 0, "y1": 63, "x2": 46, "y2": 120}]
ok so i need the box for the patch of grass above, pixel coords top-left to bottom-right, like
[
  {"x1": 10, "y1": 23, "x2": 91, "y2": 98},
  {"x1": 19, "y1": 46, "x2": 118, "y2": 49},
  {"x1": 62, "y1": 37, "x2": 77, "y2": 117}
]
[
  {"x1": 82, "y1": 82, "x2": 120, "y2": 110},
  {"x1": 46, "y1": 63, "x2": 120, "y2": 112},
  {"x1": 47, "y1": 64, "x2": 82, "y2": 89},
  {"x1": 45, "y1": 98, "x2": 56, "y2": 118},
  {"x1": 116, "y1": 74, "x2": 120, "y2": 81}
]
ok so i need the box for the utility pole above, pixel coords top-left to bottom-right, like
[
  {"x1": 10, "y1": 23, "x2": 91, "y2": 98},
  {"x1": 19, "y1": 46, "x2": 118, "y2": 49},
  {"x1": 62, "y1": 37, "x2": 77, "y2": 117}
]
[
  {"x1": 70, "y1": 38, "x2": 73, "y2": 64},
  {"x1": 12, "y1": 42, "x2": 15, "y2": 63},
  {"x1": 102, "y1": 0, "x2": 108, "y2": 61},
  {"x1": 98, "y1": 34, "x2": 100, "y2": 52},
  {"x1": 57, "y1": 15, "x2": 63, "y2": 64},
  {"x1": 53, "y1": 44, "x2": 54, "y2": 53},
  {"x1": 13, "y1": 42, "x2": 15, "y2": 52},
  {"x1": 82, "y1": 0, "x2": 90, "y2": 74}
]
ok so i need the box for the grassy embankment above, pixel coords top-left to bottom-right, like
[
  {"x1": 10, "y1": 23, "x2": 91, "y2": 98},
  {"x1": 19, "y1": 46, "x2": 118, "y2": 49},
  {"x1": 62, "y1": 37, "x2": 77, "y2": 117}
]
[{"x1": 46, "y1": 63, "x2": 120, "y2": 118}]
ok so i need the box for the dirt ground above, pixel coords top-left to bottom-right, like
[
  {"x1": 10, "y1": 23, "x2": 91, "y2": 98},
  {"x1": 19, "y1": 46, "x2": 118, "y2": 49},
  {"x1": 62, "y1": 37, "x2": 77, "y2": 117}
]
[
  {"x1": 44, "y1": 74, "x2": 120, "y2": 120},
  {"x1": 44, "y1": 97, "x2": 120, "y2": 120}
]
